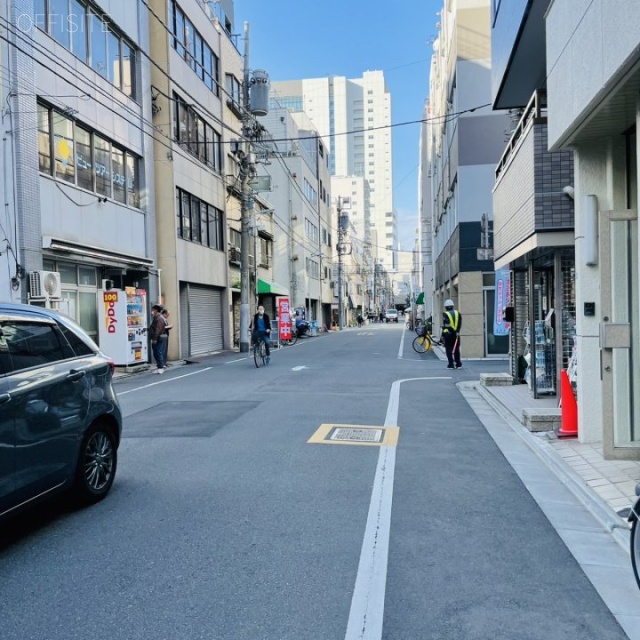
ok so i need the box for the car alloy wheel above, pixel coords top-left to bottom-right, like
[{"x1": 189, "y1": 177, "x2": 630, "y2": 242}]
[{"x1": 74, "y1": 423, "x2": 118, "y2": 504}]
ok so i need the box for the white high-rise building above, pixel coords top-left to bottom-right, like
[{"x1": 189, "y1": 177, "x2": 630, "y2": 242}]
[{"x1": 271, "y1": 71, "x2": 396, "y2": 271}]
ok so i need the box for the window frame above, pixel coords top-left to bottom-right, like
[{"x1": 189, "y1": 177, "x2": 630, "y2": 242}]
[
  {"x1": 36, "y1": 0, "x2": 137, "y2": 99},
  {"x1": 37, "y1": 101, "x2": 141, "y2": 208},
  {"x1": 176, "y1": 187, "x2": 224, "y2": 251}
]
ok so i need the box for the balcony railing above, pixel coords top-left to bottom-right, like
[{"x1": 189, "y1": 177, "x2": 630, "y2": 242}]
[{"x1": 495, "y1": 90, "x2": 547, "y2": 182}]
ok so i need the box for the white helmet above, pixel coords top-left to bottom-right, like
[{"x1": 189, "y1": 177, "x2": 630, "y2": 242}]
[{"x1": 444, "y1": 299, "x2": 454, "y2": 308}]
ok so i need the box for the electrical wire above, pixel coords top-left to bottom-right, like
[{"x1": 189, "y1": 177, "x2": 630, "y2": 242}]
[
  {"x1": 0, "y1": 14, "x2": 490, "y2": 154},
  {"x1": 0, "y1": 7, "x2": 490, "y2": 272},
  {"x1": 0, "y1": 23, "x2": 244, "y2": 195}
]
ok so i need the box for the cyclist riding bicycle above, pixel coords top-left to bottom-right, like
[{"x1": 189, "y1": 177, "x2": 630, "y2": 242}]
[{"x1": 251, "y1": 305, "x2": 271, "y2": 365}]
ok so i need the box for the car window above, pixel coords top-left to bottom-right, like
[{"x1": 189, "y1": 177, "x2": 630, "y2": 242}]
[
  {"x1": 0, "y1": 321, "x2": 67, "y2": 373},
  {"x1": 57, "y1": 323, "x2": 95, "y2": 357}
]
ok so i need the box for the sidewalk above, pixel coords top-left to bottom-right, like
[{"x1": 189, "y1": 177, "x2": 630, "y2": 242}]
[
  {"x1": 431, "y1": 340, "x2": 640, "y2": 542},
  {"x1": 473, "y1": 378, "x2": 640, "y2": 551}
]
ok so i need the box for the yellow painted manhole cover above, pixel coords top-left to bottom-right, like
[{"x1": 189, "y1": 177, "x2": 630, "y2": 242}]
[{"x1": 308, "y1": 424, "x2": 399, "y2": 447}]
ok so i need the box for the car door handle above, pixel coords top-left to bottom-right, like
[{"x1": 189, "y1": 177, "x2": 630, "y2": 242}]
[
  {"x1": 0, "y1": 393, "x2": 11, "y2": 404},
  {"x1": 66, "y1": 370, "x2": 87, "y2": 382}
]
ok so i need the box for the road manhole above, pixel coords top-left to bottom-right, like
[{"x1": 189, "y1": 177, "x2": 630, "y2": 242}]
[
  {"x1": 330, "y1": 427, "x2": 384, "y2": 443},
  {"x1": 308, "y1": 423, "x2": 399, "y2": 447}
]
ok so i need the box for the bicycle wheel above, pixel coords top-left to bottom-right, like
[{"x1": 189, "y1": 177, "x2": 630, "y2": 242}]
[
  {"x1": 283, "y1": 330, "x2": 298, "y2": 346},
  {"x1": 253, "y1": 341, "x2": 263, "y2": 367},
  {"x1": 632, "y1": 516, "x2": 640, "y2": 591},
  {"x1": 412, "y1": 334, "x2": 431, "y2": 354}
]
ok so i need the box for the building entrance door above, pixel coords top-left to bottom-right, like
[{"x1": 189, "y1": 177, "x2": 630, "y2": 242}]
[{"x1": 600, "y1": 206, "x2": 640, "y2": 459}]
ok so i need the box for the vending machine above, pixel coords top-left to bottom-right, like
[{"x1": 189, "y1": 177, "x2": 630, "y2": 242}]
[{"x1": 98, "y1": 287, "x2": 148, "y2": 366}]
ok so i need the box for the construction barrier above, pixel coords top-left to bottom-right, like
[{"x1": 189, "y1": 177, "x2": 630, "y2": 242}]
[{"x1": 558, "y1": 369, "x2": 578, "y2": 438}]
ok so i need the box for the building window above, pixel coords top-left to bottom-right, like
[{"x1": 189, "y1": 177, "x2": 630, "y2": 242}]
[
  {"x1": 225, "y1": 74, "x2": 242, "y2": 108},
  {"x1": 171, "y1": 1, "x2": 219, "y2": 95},
  {"x1": 305, "y1": 219, "x2": 319, "y2": 243},
  {"x1": 37, "y1": 0, "x2": 136, "y2": 98},
  {"x1": 176, "y1": 187, "x2": 224, "y2": 250},
  {"x1": 70, "y1": 0, "x2": 87, "y2": 60},
  {"x1": 54, "y1": 117, "x2": 75, "y2": 184},
  {"x1": 75, "y1": 126, "x2": 93, "y2": 191},
  {"x1": 49, "y1": 0, "x2": 70, "y2": 48},
  {"x1": 303, "y1": 178, "x2": 317, "y2": 204},
  {"x1": 259, "y1": 237, "x2": 271, "y2": 267},
  {"x1": 173, "y1": 93, "x2": 222, "y2": 171},
  {"x1": 111, "y1": 147, "x2": 126, "y2": 203},
  {"x1": 37, "y1": 103, "x2": 51, "y2": 174},
  {"x1": 94, "y1": 135, "x2": 111, "y2": 198},
  {"x1": 306, "y1": 258, "x2": 319, "y2": 278},
  {"x1": 38, "y1": 101, "x2": 140, "y2": 208}
]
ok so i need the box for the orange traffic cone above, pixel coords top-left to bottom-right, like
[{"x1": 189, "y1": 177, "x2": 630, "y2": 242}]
[{"x1": 558, "y1": 369, "x2": 578, "y2": 438}]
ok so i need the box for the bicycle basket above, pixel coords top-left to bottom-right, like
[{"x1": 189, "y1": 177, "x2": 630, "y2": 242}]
[{"x1": 417, "y1": 325, "x2": 427, "y2": 337}]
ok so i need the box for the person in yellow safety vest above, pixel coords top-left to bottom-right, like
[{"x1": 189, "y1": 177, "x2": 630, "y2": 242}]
[{"x1": 442, "y1": 299, "x2": 462, "y2": 369}]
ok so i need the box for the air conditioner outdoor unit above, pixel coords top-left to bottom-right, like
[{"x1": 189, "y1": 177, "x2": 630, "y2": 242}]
[{"x1": 30, "y1": 271, "x2": 62, "y2": 300}]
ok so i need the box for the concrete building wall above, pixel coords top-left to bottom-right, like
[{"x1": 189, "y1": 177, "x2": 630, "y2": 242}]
[
  {"x1": 458, "y1": 270, "x2": 485, "y2": 358},
  {"x1": 4, "y1": 0, "x2": 156, "y2": 315},
  {"x1": 546, "y1": 0, "x2": 640, "y2": 149},
  {"x1": 271, "y1": 71, "x2": 395, "y2": 272}
]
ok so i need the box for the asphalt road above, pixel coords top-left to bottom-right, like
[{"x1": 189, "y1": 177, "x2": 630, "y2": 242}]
[{"x1": 0, "y1": 324, "x2": 629, "y2": 639}]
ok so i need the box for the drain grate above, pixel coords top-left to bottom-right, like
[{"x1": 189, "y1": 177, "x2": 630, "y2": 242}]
[{"x1": 330, "y1": 427, "x2": 384, "y2": 443}]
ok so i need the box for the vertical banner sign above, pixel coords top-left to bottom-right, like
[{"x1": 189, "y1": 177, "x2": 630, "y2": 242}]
[
  {"x1": 103, "y1": 291, "x2": 120, "y2": 334},
  {"x1": 494, "y1": 267, "x2": 511, "y2": 336},
  {"x1": 277, "y1": 297, "x2": 292, "y2": 340}
]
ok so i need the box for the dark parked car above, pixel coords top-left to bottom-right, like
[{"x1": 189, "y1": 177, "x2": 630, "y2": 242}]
[{"x1": 0, "y1": 303, "x2": 122, "y2": 520}]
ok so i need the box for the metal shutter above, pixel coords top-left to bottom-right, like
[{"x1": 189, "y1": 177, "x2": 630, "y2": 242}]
[{"x1": 187, "y1": 284, "x2": 224, "y2": 355}]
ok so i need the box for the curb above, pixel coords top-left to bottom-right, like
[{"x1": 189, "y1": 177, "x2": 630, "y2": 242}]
[{"x1": 471, "y1": 382, "x2": 631, "y2": 553}]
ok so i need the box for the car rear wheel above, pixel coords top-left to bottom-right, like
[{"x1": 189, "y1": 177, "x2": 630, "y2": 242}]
[{"x1": 73, "y1": 422, "x2": 118, "y2": 504}]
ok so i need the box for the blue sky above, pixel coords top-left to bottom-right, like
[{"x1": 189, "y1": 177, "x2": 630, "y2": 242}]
[{"x1": 233, "y1": 0, "x2": 442, "y2": 250}]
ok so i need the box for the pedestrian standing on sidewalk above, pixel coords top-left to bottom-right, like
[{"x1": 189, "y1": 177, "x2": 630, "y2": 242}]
[
  {"x1": 148, "y1": 304, "x2": 167, "y2": 373},
  {"x1": 161, "y1": 308, "x2": 172, "y2": 366},
  {"x1": 442, "y1": 298, "x2": 462, "y2": 369}
]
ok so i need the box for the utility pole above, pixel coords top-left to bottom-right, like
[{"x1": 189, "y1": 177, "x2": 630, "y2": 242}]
[
  {"x1": 337, "y1": 198, "x2": 349, "y2": 329},
  {"x1": 239, "y1": 23, "x2": 256, "y2": 353}
]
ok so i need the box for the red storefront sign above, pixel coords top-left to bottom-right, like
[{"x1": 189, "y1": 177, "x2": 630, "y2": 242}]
[{"x1": 277, "y1": 296, "x2": 292, "y2": 340}]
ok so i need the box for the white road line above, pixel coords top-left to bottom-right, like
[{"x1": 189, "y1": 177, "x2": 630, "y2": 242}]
[
  {"x1": 344, "y1": 377, "x2": 453, "y2": 640},
  {"x1": 397, "y1": 329, "x2": 405, "y2": 359},
  {"x1": 117, "y1": 367, "x2": 213, "y2": 395},
  {"x1": 225, "y1": 358, "x2": 248, "y2": 364}
]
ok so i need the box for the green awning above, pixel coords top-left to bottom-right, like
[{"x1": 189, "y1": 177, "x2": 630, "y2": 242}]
[
  {"x1": 257, "y1": 279, "x2": 289, "y2": 296},
  {"x1": 415, "y1": 292, "x2": 425, "y2": 305}
]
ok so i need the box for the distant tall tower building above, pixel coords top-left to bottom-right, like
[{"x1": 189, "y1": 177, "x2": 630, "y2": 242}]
[{"x1": 271, "y1": 71, "x2": 396, "y2": 271}]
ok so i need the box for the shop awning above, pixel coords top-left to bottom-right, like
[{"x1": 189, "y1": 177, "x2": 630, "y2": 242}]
[
  {"x1": 257, "y1": 279, "x2": 289, "y2": 296},
  {"x1": 415, "y1": 292, "x2": 425, "y2": 305}
]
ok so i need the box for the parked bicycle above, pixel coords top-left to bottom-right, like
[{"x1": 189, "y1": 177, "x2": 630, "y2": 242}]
[
  {"x1": 412, "y1": 327, "x2": 443, "y2": 354},
  {"x1": 281, "y1": 320, "x2": 311, "y2": 346},
  {"x1": 406, "y1": 317, "x2": 425, "y2": 332},
  {"x1": 630, "y1": 482, "x2": 640, "y2": 591}
]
